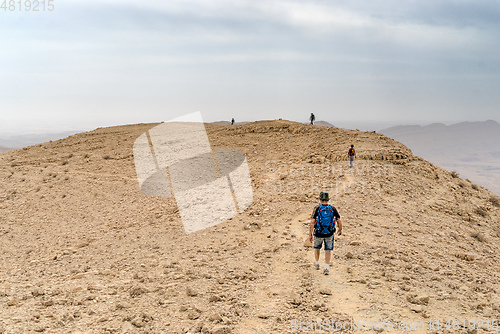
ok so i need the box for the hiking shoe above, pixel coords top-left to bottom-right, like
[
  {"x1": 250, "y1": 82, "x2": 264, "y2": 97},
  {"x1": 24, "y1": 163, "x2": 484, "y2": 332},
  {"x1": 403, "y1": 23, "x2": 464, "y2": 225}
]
[
  {"x1": 314, "y1": 263, "x2": 320, "y2": 270},
  {"x1": 323, "y1": 267, "x2": 329, "y2": 275}
]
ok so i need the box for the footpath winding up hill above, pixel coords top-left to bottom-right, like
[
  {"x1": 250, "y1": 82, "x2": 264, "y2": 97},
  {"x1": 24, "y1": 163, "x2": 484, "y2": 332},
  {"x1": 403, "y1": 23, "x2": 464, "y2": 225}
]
[{"x1": 0, "y1": 120, "x2": 499, "y2": 333}]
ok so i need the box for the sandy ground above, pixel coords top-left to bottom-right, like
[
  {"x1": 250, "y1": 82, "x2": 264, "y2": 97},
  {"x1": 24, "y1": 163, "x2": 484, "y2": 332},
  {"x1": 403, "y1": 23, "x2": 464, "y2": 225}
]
[{"x1": 1, "y1": 120, "x2": 499, "y2": 333}]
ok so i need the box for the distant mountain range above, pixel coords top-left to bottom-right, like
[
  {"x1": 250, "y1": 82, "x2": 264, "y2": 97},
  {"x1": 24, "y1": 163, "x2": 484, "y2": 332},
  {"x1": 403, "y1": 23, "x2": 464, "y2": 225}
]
[
  {"x1": 380, "y1": 120, "x2": 500, "y2": 195},
  {"x1": 0, "y1": 131, "x2": 79, "y2": 150},
  {"x1": 0, "y1": 145, "x2": 14, "y2": 153},
  {"x1": 313, "y1": 121, "x2": 335, "y2": 127}
]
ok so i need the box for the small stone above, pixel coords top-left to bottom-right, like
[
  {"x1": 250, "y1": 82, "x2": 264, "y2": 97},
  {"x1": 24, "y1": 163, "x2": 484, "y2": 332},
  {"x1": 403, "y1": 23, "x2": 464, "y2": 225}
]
[
  {"x1": 319, "y1": 288, "x2": 332, "y2": 295},
  {"x1": 71, "y1": 273, "x2": 85, "y2": 280},
  {"x1": 34, "y1": 325, "x2": 47, "y2": 332},
  {"x1": 417, "y1": 295, "x2": 430, "y2": 304},
  {"x1": 312, "y1": 303, "x2": 324, "y2": 311},
  {"x1": 209, "y1": 295, "x2": 221, "y2": 302},
  {"x1": 41, "y1": 299, "x2": 54, "y2": 307},
  {"x1": 345, "y1": 252, "x2": 354, "y2": 259},
  {"x1": 210, "y1": 325, "x2": 231, "y2": 334},
  {"x1": 131, "y1": 318, "x2": 144, "y2": 328},
  {"x1": 188, "y1": 310, "x2": 200, "y2": 320},
  {"x1": 186, "y1": 287, "x2": 198, "y2": 297},
  {"x1": 209, "y1": 313, "x2": 222, "y2": 322},
  {"x1": 7, "y1": 299, "x2": 19, "y2": 306},
  {"x1": 375, "y1": 248, "x2": 384, "y2": 256},
  {"x1": 350, "y1": 241, "x2": 361, "y2": 246},
  {"x1": 121, "y1": 322, "x2": 135, "y2": 333},
  {"x1": 32, "y1": 289, "x2": 45, "y2": 297},
  {"x1": 100, "y1": 269, "x2": 116, "y2": 276},
  {"x1": 257, "y1": 313, "x2": 269, "y2": 319},
  {"x1": 410, "y1": 305, "x2": 423, "y2": 313}
]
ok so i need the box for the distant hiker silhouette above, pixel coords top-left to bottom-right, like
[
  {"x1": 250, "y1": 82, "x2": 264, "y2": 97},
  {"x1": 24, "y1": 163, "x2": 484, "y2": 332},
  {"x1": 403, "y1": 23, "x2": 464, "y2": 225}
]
[
  {"x1": 348, "y1": 144, "x2": 356, "y2": 168},
  {"x1": 310, "y1": 113, "x2": 315, "y2": 125},
  {"x1": 231, "y1": 118, "x2": 235, "y2": 125},
  {"x1": 309, "y1": 192, "x2": 342, "y2": 275}
]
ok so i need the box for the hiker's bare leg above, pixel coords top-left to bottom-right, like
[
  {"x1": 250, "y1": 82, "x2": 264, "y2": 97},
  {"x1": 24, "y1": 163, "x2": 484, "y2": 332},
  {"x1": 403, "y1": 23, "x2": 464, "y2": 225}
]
[
  {"x1": 314, "y1": 249, "x2": 320, "y2": 262},
  {"x1": 325, "y1": 250, "x2": 331, "y2": 265}
]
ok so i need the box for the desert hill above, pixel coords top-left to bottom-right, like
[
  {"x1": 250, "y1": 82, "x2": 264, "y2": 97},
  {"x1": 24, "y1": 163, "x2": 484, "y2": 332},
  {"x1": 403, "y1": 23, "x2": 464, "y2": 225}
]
[{"x1": 1, "y1": 120, "x2": 499, "y2": 333}]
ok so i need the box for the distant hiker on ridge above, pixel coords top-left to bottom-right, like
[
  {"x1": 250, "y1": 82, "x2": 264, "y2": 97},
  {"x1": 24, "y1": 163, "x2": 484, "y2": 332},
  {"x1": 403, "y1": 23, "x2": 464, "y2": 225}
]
[
  {"x1": 309, "y1": 192, "x2": 342, "y2": 275},
  {"x1": 348, "y1": 144, "x2": 356, "y2": 168},
  {"x1": 231, "y1": 118, "x2": 235, "y2": 125},
  {"x1": 310, "y1": 113, "x2": 315, "y2": 125}
]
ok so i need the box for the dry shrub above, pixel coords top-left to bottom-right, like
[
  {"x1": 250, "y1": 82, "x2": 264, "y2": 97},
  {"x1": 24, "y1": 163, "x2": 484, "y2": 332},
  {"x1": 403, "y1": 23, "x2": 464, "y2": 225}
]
[
  {"x1": 451, "y1": 170, "x2": 459, "y2": 178},
  {"x1": 489, "y1": 196, "x2": 500, "y2": 208},
  {"x1": 474, "y1": 206, "x2": 488, "y2": 218},
  {"x1": 470, "y1": 231, "x2": 488, "y2": 243}
]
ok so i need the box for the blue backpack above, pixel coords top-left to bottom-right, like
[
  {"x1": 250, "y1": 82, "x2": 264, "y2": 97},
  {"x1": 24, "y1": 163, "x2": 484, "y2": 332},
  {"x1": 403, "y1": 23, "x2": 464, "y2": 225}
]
[{"x1": 314, "y1": 205, "x2": 336, "y2": 237}]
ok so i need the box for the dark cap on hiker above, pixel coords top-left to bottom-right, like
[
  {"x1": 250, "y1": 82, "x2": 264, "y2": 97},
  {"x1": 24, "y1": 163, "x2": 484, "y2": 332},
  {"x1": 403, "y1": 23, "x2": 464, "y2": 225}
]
[{"x1": 319, "y1": 192, "x2": 329, "y2": 201}]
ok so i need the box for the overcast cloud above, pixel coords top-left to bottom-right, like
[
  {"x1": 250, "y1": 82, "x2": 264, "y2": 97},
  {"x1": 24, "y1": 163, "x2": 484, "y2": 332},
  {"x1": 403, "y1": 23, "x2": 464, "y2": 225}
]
[{"x1": 1, "y1": 0, "x2": 499, "y2": 134}]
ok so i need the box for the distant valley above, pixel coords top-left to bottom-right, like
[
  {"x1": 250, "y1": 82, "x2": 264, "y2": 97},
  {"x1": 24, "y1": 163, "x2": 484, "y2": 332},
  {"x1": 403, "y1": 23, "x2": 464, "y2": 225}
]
[{"x1": 380, "y1": 120, "x2": 500, "y2": 195}]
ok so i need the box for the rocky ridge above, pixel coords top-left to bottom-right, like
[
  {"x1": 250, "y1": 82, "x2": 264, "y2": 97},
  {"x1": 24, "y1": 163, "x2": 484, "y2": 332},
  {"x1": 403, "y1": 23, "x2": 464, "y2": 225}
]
[{"x1": 0, "y1": 120, "x2": 499, "y2": 333}]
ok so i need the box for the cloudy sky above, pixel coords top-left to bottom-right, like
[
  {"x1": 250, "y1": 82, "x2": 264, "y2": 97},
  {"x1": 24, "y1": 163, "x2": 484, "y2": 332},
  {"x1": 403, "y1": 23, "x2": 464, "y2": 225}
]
[{"x1": 1, "y1": 0, "x2": 499, "y2": 134}]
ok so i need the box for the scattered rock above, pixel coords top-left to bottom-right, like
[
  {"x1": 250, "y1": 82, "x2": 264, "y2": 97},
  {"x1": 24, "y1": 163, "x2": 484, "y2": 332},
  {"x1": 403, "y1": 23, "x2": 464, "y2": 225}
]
[
  {"x1": 100, "y1": 269, "x2": 116, "y2": 276},
  {"x1": 129, "y1": 286, "x2": 147, "y2": 298},
  {"x1": 131, "y1": 318, "x2": 144, "y2": 328},
  {"x1": 41, "y1": 299, "x2": 54, "y2": 307},
  {"x1": 257, "y1": 312, "x2": 270, "y2": 319},
  {"x1": 188, "y1": 310, "x2": 201, "y2": 320},
  {"x1": 186, "y1": 287, "x2": 198, "y2": 297},
  {"x1": 121, "y1": 322, "x2": 135, "y2": 333},
  {"x1": 209, "y1": 313, "x2": 222, "y2": 323},
  {"x1": 31, "y1": 289, "x2": 45, "y2": 297},
  {"x1": 7, "y1": 299, "x2": 19, "y2": 306},
  {"x1": 209, "y1": 295, "x2": 221, "y2": 302},
  {"x1": 312, "y1": 303, "x2": 325, "y2": 311},
  {"x1": 210, "y1": 325, "x2": 231, "y2": 334}
]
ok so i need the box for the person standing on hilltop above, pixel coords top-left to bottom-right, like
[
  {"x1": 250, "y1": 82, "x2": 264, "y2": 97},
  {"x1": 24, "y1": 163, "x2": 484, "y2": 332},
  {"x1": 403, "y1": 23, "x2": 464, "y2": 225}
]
[
  {"x1": 309, "y1": 192, "x2": 342, "y2": 275},
  {"x1": 231, "y1": 118, "x2": 235, "y2": 125},
  {"x1": 309, "y1": 113, "x2": 315, "y2": 125},
  {"x1": 348, "y1": 144, "x2": 356, "y2": 168}
]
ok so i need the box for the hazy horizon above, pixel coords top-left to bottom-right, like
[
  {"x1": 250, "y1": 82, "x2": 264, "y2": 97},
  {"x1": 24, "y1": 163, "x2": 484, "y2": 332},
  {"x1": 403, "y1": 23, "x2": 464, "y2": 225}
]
[
  {"x1": 1, "y1": 118, "x2": 499, "y2": 138},
  {"x1": 2, "y1": 0, "x2": 500, "y2": 136}
]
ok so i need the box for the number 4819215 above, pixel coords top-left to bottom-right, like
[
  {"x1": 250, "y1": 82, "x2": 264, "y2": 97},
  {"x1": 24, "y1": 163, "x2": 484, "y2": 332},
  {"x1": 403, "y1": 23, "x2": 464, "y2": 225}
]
[{"x1": 1, "y1": 0, "x2": 55, "y2": 11}]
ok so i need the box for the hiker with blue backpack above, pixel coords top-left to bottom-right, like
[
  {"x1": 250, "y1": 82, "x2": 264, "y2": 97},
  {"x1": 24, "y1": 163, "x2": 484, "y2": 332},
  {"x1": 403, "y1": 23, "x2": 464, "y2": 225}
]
[
  {"x1": 309, "y1": 192, "x2": 342, "y2": 275},
  {"x1": 309, "y1": 113, "x2": 315, "y2": 125}
]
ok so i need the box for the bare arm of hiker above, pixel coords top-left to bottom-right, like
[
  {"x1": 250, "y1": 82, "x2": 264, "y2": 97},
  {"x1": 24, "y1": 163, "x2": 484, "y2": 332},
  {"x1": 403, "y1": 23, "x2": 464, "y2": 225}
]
[{"x1": 309, "y1": 218, "x2": 315, "y2": 243}]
